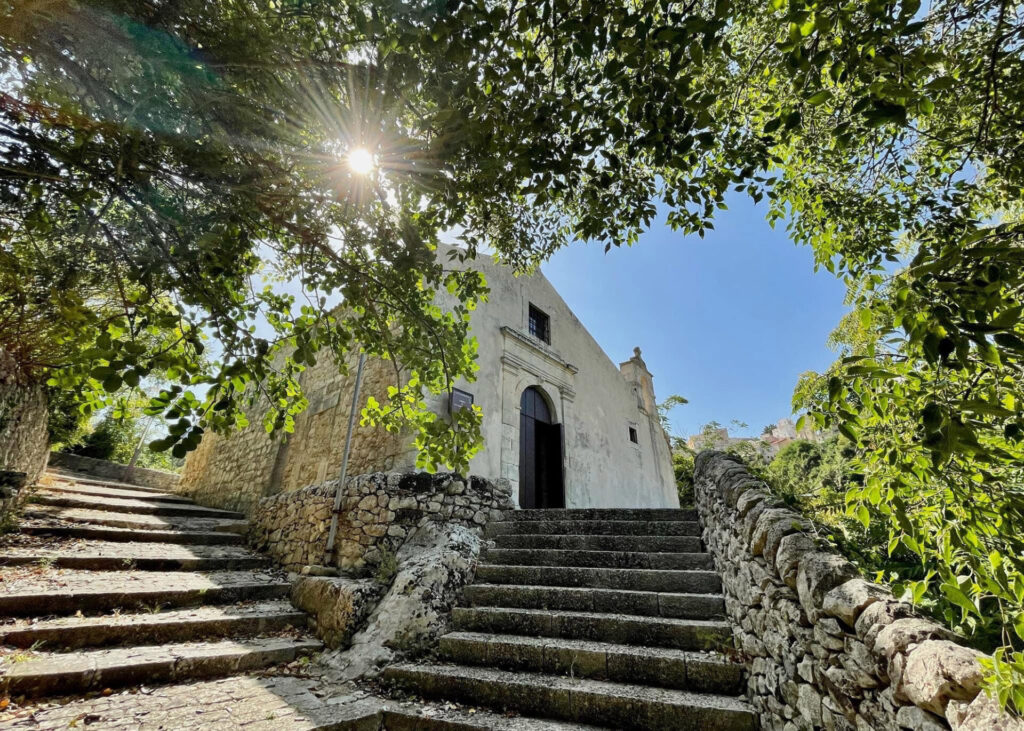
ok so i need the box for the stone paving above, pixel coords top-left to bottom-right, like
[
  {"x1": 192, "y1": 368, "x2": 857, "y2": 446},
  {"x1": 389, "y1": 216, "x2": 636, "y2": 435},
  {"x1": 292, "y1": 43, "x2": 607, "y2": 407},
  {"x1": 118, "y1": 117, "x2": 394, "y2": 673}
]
[{"x1": 21, "y1": 503, "x2": 247, "y2": 533}]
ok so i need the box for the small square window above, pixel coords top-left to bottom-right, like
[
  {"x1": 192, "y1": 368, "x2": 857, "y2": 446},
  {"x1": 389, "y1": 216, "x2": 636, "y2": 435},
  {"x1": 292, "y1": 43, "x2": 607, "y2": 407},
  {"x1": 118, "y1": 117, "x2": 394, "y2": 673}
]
[
  {"x1": 528, "y1": 304, "x2": 550, "y2": 344},
  {"x1": 629, "y1": 426, "x2": 639, "y2": 444}
]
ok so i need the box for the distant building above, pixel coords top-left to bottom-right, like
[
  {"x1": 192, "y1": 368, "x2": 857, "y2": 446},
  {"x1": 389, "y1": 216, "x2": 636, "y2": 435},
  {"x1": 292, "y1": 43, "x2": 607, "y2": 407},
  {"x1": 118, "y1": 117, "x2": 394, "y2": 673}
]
[{"x1": 685, "y1": 417, "x2": 822, "y2": 458}]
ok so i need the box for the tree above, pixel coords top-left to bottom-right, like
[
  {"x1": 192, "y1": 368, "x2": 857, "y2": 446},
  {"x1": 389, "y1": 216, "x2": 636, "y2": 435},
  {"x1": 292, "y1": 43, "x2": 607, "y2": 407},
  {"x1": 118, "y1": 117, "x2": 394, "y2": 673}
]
[{"x1": 4, "y1": 0, "x2": 1024, "y2": 702}]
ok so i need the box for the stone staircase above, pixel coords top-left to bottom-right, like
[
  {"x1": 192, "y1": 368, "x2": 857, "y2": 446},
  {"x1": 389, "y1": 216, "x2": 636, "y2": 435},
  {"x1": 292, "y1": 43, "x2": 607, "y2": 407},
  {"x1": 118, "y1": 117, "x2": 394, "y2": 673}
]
[
  {"x1": 384, "y1": 508, "x2": 757, "y2": 730},
  {"x1": 0, "y1": 469, "x2": 320, "y2": 703}
]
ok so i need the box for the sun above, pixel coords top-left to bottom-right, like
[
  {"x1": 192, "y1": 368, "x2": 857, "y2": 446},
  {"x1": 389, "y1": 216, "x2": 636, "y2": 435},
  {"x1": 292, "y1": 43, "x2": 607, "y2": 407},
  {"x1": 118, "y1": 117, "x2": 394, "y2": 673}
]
[{"x1": 347, "y1": 147, "x2": 376, "y2": 175}]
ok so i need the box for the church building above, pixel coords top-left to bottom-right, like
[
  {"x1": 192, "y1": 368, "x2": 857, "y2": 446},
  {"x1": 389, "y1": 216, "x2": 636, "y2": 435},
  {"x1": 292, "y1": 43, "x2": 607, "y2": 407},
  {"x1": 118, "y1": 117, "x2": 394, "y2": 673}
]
[{"x1": 178, "y1": 251, "x2": 679, "y2": 514}]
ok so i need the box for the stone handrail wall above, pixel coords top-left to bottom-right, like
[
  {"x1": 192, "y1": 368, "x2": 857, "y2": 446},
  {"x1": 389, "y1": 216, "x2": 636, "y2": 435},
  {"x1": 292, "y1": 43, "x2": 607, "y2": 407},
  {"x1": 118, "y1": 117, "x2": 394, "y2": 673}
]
[
  {"x1": 694, "y1": 450, "x2": 1019, "y2": 731},
  {"x1": 1, "y1": 348, "x2": 49, "y2": 525},
  {"x1": 249, "y1": 471, "x2": 513, "y2": 573},
  {"x1": 48, "y1": 452, "x2": 181, "y2": 492}
]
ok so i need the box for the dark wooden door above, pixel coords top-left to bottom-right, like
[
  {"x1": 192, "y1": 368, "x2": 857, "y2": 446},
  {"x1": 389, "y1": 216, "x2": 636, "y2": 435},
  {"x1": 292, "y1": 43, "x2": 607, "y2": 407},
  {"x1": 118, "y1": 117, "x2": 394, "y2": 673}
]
[{"x1": 519, "y1": 387, "x2": 564, "y2": 508}]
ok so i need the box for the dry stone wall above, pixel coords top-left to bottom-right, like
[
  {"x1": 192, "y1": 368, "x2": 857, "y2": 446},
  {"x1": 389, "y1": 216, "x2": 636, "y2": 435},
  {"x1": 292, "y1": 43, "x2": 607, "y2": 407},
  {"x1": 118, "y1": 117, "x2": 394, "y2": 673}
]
[
  {"x1": 177, "y1": 353, "x2": 412, "y2": 515},
  {"x1": 0, "y1": 349, "x2": 48, "y2": 482},
  {"x1": 0, "y1": 349, "x2": 49, "y2": 524},
  {"x1": 249, "y1": 471, "x2": 513, "y2": 573},
  {"x1": 694, "y1": 450, "x2": 1022, "y2": 731}
]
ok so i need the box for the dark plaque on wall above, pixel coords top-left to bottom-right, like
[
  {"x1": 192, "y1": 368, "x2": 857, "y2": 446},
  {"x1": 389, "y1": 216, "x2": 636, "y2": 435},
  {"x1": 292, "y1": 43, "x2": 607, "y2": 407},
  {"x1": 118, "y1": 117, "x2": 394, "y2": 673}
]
[{"x1": 450, "y1": 388, "x2": 474, "y2": 414}]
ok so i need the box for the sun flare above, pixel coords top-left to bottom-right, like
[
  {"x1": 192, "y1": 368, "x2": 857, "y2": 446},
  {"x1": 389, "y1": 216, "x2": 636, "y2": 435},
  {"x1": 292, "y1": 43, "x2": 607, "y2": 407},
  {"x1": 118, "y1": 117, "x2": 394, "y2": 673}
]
[{"x1": 347, "y1": 147, "x2": 375, "y2": 175}]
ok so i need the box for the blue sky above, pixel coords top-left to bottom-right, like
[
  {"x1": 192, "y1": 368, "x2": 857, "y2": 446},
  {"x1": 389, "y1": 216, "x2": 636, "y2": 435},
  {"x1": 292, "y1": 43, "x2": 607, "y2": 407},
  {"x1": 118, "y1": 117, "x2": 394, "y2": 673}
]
[{"x1": 541, "y1": 193, "x2": 849, "y2": 440}]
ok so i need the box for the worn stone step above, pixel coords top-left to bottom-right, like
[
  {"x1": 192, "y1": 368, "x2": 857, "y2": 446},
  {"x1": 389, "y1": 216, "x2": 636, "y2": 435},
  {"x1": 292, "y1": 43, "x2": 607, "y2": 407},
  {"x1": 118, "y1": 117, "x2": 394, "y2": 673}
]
[
  {"x1": 0, "y1": 600, "x2": 308, "y2": 650},
  {"x1": 1, "y1": 637, "x2": 321, "y2": 698},
  {"x1": 0, "y1": 540, "x2": 269, "y2": 571},
  {"x1": 0, "y1": 673, "x2": 374, "y2": 730},
  {"x1": 44, "y1": 481, "x2": 195, "y2": 504},
  {"x1": 46, "y1": 470, "x2": 173, "y2": 494},
  {"x1": 464, "y1": 584, "x2": 724, "y2": 620},
  {"x1": 452, "y1": 607, "x2": 732, "y2": 651},
  {"x1": 491, "y1": 534, "x2": 702, "y2": 553},
  {"x1": 0, "y1": 569, "x2": 291, "y2": 616},
  {"x1": 475, "y1": 565, "x2": 722, "y2": 594},
  {"x1": 19, "y1": 522, "x2": 245, "y2": 545},
  {"x1": 23, "y1": 504, "x2": 247, "y2": 534},
  {"x1": 438, "y1": 632, "x2": 744, "y2": 694},
  {"x1": 482, "y1": 548, "x2": 713, "y2": 571},
  {"x1": 486, "y1": 520, "x2": 701, "y2": 537},
  {"x1": 510, "y1": 509, "x2": 697, "y2": 522},
  {"x1": 383, "y1": 663, "x2": 755, "y2": 731},
  {"x1": 33, "y1": 490, "x2": 243, "y2": 519},
  {"x1": 382, "y1": 706, "x2": 609, "y2": 730}
]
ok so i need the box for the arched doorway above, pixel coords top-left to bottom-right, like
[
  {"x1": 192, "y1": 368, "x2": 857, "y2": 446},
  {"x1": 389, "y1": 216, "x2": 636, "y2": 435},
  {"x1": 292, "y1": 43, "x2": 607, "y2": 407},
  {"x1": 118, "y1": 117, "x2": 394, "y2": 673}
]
[{"x1": 519, "y1": 387, "x2": 565, "y2": 508}]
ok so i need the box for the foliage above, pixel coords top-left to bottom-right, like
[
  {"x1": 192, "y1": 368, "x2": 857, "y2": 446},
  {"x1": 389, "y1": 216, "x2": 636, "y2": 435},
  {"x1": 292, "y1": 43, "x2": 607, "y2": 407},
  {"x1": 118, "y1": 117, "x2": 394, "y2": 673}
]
[
  {"x1": 656, "y1": 394, "x2": 689, "y2": 434},
  {"x1": 67, "y1": 408, "x2": 182, "y2": 472},
  {"x1": 45, "y1": 385, "x2": 90, "y2": 451},
  {"x1": 797, "y1": 284, "x2": 1024, "y2": 675},
  {"x1": 672, "y1": 447, "x2": 695, "y2": 506}
]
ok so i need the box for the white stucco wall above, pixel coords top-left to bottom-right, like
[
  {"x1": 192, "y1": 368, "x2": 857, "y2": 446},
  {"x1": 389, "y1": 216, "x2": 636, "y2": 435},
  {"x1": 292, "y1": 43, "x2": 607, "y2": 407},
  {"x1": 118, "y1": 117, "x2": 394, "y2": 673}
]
[{"x1": 429, "y1": 249, "x2": 679, "y2": 510}]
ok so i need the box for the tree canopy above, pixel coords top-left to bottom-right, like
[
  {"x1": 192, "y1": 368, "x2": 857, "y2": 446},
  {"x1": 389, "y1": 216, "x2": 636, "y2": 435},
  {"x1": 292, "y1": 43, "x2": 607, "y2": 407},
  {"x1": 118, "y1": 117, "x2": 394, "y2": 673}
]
[{"x1": 3, "y1": 0, "x2": 1024, "y2": 705}]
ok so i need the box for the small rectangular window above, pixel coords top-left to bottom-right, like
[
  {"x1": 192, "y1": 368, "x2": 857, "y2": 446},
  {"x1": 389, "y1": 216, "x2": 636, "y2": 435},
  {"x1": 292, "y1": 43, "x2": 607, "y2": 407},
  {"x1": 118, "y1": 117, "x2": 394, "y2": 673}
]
[
  {"x1": 528, "y1": 304, "x2": 550, "y2": 344},
  {"x1": 629, "y1": 426, "x2": 639, "y2": 444}
]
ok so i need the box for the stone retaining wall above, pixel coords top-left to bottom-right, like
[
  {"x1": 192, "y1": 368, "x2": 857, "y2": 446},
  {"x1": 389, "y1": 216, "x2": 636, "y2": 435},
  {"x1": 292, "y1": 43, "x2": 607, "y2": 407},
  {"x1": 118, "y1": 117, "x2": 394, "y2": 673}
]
[
  {"x1": 0, "y1": 349, "x2": 48, "y2": 485},
  {"x1": 694, "y1": 450, "x2": 1021, "y2": 731},
  {"x1": 48, "y1": 452, "x2": 181, "y2": 492},
  {"x1": 0, "y1": 349, "x2": 49, "y2": 526},
  {"x1": 249, "y1": 471, "x2": 513, "y2": 573},
  {"x1": 177, "y1": 353, "x2": 413, "y2": 516}
]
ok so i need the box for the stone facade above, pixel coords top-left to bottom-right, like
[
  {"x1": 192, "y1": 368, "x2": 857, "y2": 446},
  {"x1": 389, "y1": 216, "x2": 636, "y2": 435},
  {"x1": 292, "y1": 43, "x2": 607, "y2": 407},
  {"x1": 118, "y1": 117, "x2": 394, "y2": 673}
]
[
  {"x1": 179, "y1": 246, "x2": 678, "y2": 515},
  {"x1": 177, "y1": 353, "x2": 410, "y2": 514},
  {"x1": 694, "y1": 450, "x2": 1022, "y2": 731},
  {"x1": 48, "y1": 452, "x2": 180, "y2": 491},
  {"x1": 248, "y1": 471, "x2": 513, "y2": 573}
]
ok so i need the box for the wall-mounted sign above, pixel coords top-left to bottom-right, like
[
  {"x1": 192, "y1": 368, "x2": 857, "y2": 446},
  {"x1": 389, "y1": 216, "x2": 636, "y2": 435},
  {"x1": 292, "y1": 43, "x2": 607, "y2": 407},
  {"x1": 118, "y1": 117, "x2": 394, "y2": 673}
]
[{"x1": 450, "y1": 388, "x2": 474, "y2": 414}]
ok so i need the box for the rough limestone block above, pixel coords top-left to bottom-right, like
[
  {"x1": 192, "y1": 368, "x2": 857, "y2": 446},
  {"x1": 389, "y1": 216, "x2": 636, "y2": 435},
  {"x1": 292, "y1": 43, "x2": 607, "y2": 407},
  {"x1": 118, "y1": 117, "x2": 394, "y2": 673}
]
[
  {"x1": 763, "y1": 514, "x2": 812, "y2": 565},
  {"x1": 900, "y1": 640, "x2": 985, "y2": 716},
  {"x1": 947, "y1": 691, "x2": 1024, "y2": 731},
  {"x1": 795, "y1": 552, "x2": 858, "y2": 622},
  {"x1": 824, "y1": 578, "x2": 893, "y2": 629},
  {"x1": 873, "y1": 618, "x2": 957, "y2": 662},
  {"x1": 775, "y1": 533, "x2": 819, "y2": 589},
  {"x1": 751, "y1": 508, "x2": 797, "y2": 557},
  {"x1": 290, "y1": 576, "x2": 381, "y2": 649},
  {"x1": 736, "y1": 488, "x2": 769, "y2": 519},
  {"x1": 895, "y1": 705, "x2": 947, "y2": 731}
]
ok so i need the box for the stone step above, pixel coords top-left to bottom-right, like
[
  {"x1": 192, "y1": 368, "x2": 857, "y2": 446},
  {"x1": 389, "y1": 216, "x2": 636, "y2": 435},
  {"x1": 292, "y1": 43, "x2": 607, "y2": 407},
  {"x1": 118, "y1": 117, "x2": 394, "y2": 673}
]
[
  {"x1": 486, "y1": 520, "x2": 701, "y2": 537},
  {"x1": 19, "y1": 522, "x2": 245, "y2": 545},
  {"x1": 46, "y1": 470, "x2": 173, "y2": 494},
  {"x1": 382, "y1": 707, "x2": 609, "y2": 730},
  {"x1": 438, "y1": 632, "x2": 744, "y2": 694},
  {"x1": 383, "y1": 663, "x2": 756, "y2": 731},
  {"x1": 44, "y1": 481, "x2": 195, "y2": 504},
  {"x1": 475, "y1": 565, "x2": 722, "y2": 594},
  {"x1": 464, "y1": 584, "x2": 725, "y2": 620},
  {"x1": 1, "y1": 637, "x2": 321, "y2": 698},
  {"x1": 0, "y1": 600, "x2": 308, "y2": 650},
  {"x1": 490, "y1": 534, "x2": 702, "y2": 553},
  {"x1": 0, "y1": 540, "x2": 269, "y2": 571},
  {"x1": 23, "y1": 504, "x2": 247, "y2": 534},
  {"x1": 0, "y1": 569, "x2": 291, "y2": 616},
  {"x1": 452, "y1": 607, "x2": 733, "y2": 652},
  {"x1": 33, "y1": 490, "x2": 244, "y2": 519},
  {"x1": 510, "y1": 509, "x2": 697, "y2": 522},
  {"x1": 482, "y1": 548, "x2": 713, "y2": 571}
]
